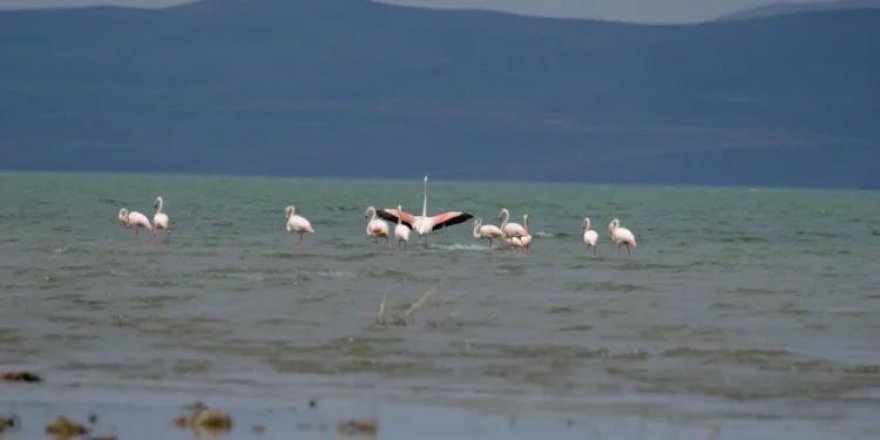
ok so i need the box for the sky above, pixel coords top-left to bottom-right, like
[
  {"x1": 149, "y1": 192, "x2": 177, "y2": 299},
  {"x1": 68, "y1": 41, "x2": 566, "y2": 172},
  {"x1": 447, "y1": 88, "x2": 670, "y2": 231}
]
[{"x1": 0, "y1": 0, "x2": 831, "y2": 23}]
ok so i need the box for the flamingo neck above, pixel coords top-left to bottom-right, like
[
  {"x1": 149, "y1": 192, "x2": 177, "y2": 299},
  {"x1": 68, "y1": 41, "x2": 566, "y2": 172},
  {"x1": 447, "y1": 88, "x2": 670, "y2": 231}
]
[
  {"x1": 500, "y1": 209, "x2": 509, "y2": 228},
  {"x1": 585, "y1": 218, "x2": 591, "y2": 230},
  {"x1": 421, "y1": 177, "x2": 428, "y2": 217},
  {"x1": 397, "y1": 207, "x2": 403, "y2": 225},
  {"x1": 156, "y1": 198, "x2": 164, "y2": 214},
  {"x1": 473, "y1": 219, "x2": 482, "y2": 238}
]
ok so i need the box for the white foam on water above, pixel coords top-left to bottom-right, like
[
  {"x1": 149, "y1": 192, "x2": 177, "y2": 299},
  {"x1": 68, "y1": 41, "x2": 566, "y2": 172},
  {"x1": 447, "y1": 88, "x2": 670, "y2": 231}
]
[{"x1": 430, "y1": 243, "x2": 491, "y2": 251}]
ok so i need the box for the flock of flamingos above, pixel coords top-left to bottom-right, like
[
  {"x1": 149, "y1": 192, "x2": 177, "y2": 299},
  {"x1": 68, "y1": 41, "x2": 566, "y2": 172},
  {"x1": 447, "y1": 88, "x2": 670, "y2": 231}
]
[{"x1": 117, "y1": 177, "x2": 638, "y2": 256}]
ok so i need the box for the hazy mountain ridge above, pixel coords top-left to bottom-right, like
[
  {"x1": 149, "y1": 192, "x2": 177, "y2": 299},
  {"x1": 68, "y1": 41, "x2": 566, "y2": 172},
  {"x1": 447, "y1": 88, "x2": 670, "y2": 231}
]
[
  {"x1": 1, "y1": 0, "x2": 878, "y2": 187},
  {"x1": 717, "y1": 0, "x2": 880, "y2": 21}
]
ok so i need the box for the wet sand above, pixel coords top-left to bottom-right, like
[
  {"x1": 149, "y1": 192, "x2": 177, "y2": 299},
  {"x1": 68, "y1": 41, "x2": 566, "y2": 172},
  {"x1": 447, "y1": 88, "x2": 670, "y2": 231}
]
[{"x1": 3, "y1": 375, "x2": 880, "y2": 439}]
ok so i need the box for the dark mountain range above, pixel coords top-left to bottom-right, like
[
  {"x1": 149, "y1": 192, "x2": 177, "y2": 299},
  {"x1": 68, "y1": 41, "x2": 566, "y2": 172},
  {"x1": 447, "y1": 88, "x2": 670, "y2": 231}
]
[
  {"x1": 717, "y1": 0, "x2": 880, "y2": 21},
  {"x1": 1, "y1": 0, "x2": 878, "y2": 187}
]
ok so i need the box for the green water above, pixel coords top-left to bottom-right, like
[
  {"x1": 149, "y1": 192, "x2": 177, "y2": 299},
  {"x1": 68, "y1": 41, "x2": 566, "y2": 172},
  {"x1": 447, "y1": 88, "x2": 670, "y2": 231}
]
[{"x1": 1, "y1": 172, "x2": 879, "y2": 438}]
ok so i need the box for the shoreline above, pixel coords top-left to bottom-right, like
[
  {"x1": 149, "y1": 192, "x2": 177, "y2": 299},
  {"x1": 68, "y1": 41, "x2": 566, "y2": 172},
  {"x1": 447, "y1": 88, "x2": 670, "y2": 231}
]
[{"x1": 3, "y1": 376, "x2": 879, "y2": 439}]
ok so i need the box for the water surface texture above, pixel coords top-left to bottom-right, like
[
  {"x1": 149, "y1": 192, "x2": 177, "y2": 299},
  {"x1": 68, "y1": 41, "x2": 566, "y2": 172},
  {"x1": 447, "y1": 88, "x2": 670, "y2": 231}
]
[{"x1": 1, "y1": 172, "x2": 879, "y2": 438}]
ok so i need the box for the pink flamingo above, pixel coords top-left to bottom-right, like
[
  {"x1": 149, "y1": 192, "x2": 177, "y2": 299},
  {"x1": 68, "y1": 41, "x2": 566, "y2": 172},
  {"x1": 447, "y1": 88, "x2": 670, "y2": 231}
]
[
  {"x1": 285, "y1": 205, "x2": 315, "y2": 247},
  {"x1": 608, "y1": 218, "x2": 637, "y2": 257}
]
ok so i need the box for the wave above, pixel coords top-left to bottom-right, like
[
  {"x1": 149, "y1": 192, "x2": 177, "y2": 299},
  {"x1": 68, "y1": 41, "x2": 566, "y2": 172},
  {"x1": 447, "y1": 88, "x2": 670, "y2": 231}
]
[{"x1": 429, "y1": 243, "x2": 491, "y2": 251}]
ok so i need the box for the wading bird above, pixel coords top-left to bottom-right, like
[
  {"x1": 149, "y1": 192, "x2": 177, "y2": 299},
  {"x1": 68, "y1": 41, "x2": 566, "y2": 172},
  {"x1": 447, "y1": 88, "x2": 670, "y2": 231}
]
[
  {"x1": 365, "y1": 206, "x2": 390, "y2": 246},
  {"x1": 608, "y1": 218, "x2": 637, "y2": 256},
  {"x1": 582, "y1": 217, "x2": 598, "y2": 256},
  {"x1": 498, "y1": 208, "x2": 527, "y2": 239},
  {"x1": 152, "y1": 196, "x2": 170, "y2": 240},
  {"x1": 285, "y1": 205, "x2": 314, "y2": 247},
  {"x1": 472, "y1": 218, "x2": 504, "y2": 248},
  {"x1": 394, "y1": 204, "x2": 411, "y2": 250},
  {"x1": 377, "y1": 176, "x2": 472, "y2": 245},
  {"x1": 118, "y1": 208, "x2": 152, "y2": 236}
]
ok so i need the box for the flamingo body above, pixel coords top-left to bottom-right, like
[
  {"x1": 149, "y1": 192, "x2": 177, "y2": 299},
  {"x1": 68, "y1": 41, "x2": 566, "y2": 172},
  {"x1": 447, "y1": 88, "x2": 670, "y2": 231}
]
[
  {"x1": 152, "y1": 196, "x2": 170, "y2": 240},
  {"x1": 285, "y1": 205, "x2": 314, "y2": 246},
  {"x1": 118, "y1": 208, "x2": 152, "y2": 236},
  {"x1": 394, "y1": 204, "x2": 411, "y2": 249},
  {"x1": 609, "y1": 218, "x2": 637, "y2": 256},
  {"x1": 365, "y1": 206, "x2": 390, "y2": 245},
  {"x1": 504, "y1": 234, "x2": 532, "y2": 254},
  {"x1": 498, "y1": 208, "x2": 527, "y2": 238},
  {"x1": 582, "y1": 217, "x2": 598, "y2": 255},
  {"x1": 153, "y1": 196, "x2": 170, "y2": 230},
  {"x1": 473, "y1": 218, "x2": 504, "y2": 247}
]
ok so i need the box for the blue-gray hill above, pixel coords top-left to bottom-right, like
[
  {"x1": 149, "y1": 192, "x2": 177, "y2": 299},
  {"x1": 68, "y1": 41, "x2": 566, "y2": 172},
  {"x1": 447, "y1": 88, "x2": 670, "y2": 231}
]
[
  {"x1": 1, "y1": 0, "x2": 878, "y2": 187},
  {"x1": 717, "y1": 0, "x2": 880, "y2": 21}
]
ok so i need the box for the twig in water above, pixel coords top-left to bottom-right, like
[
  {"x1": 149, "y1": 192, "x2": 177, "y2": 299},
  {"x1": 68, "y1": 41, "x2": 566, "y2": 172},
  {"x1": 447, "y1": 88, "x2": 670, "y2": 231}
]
[
  {"x1": 376, "y1": 291, "x2": 387, "y2": 325},
  {"x1": 404, "y1": 285, "x2": 438, "y2": 320}
]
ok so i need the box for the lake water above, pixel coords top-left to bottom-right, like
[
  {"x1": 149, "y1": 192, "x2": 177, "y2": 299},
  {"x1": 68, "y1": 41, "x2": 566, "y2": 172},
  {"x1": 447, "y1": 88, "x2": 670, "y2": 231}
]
[{"x1": 1, "y1": 172, "x2": 879, "y2": 438}]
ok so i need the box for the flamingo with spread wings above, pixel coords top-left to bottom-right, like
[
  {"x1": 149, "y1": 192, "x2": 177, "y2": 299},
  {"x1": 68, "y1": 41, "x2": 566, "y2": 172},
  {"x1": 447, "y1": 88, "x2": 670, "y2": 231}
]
[{"x1": 377, "y1": 176, "x2": 472, "y2": 244}]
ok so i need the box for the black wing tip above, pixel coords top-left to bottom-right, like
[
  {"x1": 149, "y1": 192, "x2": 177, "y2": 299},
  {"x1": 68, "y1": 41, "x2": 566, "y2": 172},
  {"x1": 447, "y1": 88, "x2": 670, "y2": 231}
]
[
  {"x1": 377, "y1": 209, "x2": 413, "y2": 229},
  {"x1": 432, "y1": 212, "x2": 474, "y2": 230}
]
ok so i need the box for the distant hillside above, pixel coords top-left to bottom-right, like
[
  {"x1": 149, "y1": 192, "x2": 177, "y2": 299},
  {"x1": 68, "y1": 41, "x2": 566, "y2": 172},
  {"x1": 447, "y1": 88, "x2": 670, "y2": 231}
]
[
  {"x1": 717, "y1": 0, "x2": 880, "y2": 21},
  {"x1": 0, "y1": 0, "x2": 878, "y2": 188}
]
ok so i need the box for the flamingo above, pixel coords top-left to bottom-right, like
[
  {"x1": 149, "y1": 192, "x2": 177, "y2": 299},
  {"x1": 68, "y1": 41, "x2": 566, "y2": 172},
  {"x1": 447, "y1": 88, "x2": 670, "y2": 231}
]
[
  {"x1": 472, "y1": 218, "x2": 504, "y2": 248},
  {"x1": 520, "y1": 233, "x2": 533, "y2": 254},
  {"x1": 503, "y1": 214, "x2": 533, "y2": 255},
  {"x1": 364, "y1": 206, "x2": 390, "y2": 246},
  {"x1": 608, "y1": 218, "x2": 637, "y2": 257},
  {"x1": 285, "y1": 205, "x2": 315, "y2": 246},
  {"x1": 117, "y1": 208, "x2": 152, "y2": 236},
  {"x1": 377, "y1": 176, "x2": 472, "y2": 245},
  {"x1": 520, "y1": 213, "x2": 533, "y2": 254},
  {"x1": 582, "y1": 217, "x2": 598, "y2": 256},
  {"x1": 498, "y1": 208, "x2": 527, "y2": 238},
  {"x1": 504, "y1": 235, "x2": 531, "y2": 254},
  {"x1": 152, "y1": 196, "x2": 170, "y2": 240},
  {"x1": 394, "y1": 204, "x2": 411, "y2": 250}
]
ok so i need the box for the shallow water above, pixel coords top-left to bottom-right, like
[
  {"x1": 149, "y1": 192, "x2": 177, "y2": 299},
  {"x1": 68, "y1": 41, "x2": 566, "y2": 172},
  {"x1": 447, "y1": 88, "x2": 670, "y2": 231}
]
[{"x1": 1, "y1": 172, "x2": 880, "y2": 438}]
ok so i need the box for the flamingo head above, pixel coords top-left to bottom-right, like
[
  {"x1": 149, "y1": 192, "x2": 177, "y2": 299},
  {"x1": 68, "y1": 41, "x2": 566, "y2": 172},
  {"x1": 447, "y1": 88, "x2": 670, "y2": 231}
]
[
  {"x1": 609, "y1": 218, "x2": 619, "y2": 232},
  {"x1": 583, "y1": 217, "x2": 591, "y2": 230},
  {"x1": 118, "y1": 208, "x2": 129, "y2": 224},
  {"x1": 285, "y1": 205, "x2": 295, "y2": 219},
  {"x1": 498, "y1": 208, "x2": 508, "y2": 221},
  {"x1": 474, "y1": 217, "x2": 482, "y2": 227},
  {"x1": 364, "y1": 206, "x2": 374, "y2": 220},
  {"x1": 154, "y1": 196, "x2": 163, "y2": 209}
]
